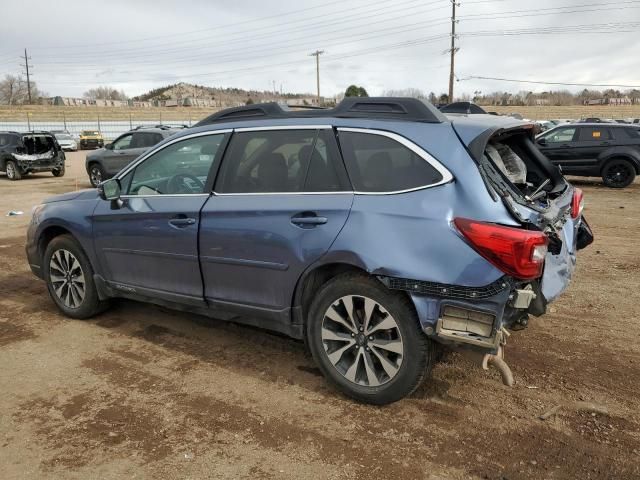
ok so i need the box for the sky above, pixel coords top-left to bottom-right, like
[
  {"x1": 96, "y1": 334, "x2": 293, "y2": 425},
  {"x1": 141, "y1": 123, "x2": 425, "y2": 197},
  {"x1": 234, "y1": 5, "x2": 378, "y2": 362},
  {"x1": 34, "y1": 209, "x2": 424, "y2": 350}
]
[{"x1": 0, "y1": 0, "x2": 639, "y2": 99}]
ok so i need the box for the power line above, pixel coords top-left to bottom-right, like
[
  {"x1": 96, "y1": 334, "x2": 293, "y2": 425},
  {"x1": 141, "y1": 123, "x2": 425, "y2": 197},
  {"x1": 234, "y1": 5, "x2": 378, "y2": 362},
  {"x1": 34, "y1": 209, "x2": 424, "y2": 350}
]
[{"x1": 460, "y1": 76, "x2": 640, "y2": 89}]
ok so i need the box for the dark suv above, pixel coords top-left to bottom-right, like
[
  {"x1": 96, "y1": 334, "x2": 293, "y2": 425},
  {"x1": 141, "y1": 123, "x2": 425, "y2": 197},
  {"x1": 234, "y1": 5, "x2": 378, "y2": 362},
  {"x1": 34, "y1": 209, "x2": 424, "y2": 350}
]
[
  {"x1": 85, "y1": 126, "x2": 182, "y2": 187},
  {"x1": 536, "y1": 123, "x2": 640, "y2": 188},
  {"x1": 0, "y1": 131, "x2": 65, "y2": 180}
]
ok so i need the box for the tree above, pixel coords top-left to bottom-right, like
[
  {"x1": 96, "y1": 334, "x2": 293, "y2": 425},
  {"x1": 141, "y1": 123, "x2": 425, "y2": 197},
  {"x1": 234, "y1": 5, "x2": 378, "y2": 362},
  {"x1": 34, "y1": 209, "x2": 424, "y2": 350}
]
[
  {"x1": 245, "y1": 97, "x2": 254, "y2": 105},
  {"x1": 437, "y1": 93, "x2": 449, "y2": 104},
  {"x1": 428, "y1": 92, "x2": 437, "y2": 104},
  {"x1": 382, "y1": 88, "x2": 427, "y2": 99},
  {"x1": 0, "y1": 74, "x2": 46, "y2": 105},
  {"x1": 345, "y1": 85, "x2": 368, "y2": 97},
  {"x1": 83, "y1": 86, "x2": 128, "y2": 101}
]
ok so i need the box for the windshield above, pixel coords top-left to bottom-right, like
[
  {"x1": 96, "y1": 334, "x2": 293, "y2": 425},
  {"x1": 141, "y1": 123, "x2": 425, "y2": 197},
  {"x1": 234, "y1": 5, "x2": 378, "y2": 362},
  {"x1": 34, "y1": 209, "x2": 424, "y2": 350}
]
[
  {"x1": 82, "y1": 131, "x2": 100, "y2": 135},
  {"x1": 55, "y1": 134, "x2": 72, "y2": 140}
]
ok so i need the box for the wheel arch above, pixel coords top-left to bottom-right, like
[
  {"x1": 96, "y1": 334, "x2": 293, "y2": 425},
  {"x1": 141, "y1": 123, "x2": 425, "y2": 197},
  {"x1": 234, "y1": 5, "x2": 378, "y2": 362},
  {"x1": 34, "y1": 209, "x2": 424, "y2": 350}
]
[
  {"x1": 599, "y1": 152, "x2": 640, "y2": 174},
  {"x1": 38, "y1": 225, "x2": 75, "y2": 261},
  {"x1": 292, "y1": 259, "x2": 415, "y2": 330}
]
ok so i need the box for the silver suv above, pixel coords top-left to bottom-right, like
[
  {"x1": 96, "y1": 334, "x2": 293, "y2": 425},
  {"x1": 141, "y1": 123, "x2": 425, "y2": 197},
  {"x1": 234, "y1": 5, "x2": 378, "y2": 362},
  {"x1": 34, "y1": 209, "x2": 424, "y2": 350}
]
[{"x1": 85, "y1": 126, "x2": 183, "y2": 187}]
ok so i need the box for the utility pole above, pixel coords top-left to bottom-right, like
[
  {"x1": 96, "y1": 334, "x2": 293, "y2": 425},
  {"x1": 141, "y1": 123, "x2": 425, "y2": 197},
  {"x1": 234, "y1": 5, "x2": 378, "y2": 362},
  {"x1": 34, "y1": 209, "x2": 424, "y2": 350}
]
[
  {"x1": 448, "y1": 1, "x2": 459, "y2": 103},
  {"x1": 20, "y1": 48, "x2": 34, "y2": 104},
  {"x1": 309, "y1": 50, "x2": 324, "y2": 102}
]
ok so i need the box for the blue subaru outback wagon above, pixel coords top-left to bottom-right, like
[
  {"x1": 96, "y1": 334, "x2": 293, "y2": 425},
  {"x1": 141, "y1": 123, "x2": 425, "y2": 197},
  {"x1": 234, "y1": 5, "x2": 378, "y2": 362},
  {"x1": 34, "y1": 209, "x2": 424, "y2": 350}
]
[{"x1": 26, "y1": 98, "x2": 593, "y2": 404}]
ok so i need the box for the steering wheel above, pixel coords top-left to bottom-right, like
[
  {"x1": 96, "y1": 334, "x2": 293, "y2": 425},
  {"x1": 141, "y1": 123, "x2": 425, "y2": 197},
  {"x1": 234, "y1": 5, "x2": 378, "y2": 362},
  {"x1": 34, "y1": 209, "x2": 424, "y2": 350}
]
[{"x1": 166, "y1": 173, "x2": 204, "y2": 194}]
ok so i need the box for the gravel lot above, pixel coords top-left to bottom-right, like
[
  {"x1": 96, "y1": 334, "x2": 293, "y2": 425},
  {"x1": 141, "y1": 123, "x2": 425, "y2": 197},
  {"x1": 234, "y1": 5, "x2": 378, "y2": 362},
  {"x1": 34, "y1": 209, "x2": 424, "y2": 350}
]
[{"x1": 1, "y1": 151, "x2": 639, "y2": 479}]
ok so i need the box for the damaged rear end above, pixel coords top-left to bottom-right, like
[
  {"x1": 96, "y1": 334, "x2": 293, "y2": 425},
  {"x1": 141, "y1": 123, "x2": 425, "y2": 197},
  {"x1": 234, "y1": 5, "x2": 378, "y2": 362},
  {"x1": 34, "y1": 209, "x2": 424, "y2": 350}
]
[{"x1": 420, "y1": 115, "x2": 592, "y2": 378}]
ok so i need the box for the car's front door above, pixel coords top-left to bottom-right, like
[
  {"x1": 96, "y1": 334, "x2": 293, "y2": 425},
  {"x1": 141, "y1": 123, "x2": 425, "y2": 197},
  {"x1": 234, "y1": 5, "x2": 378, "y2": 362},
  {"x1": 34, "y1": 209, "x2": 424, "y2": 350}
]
[
  {"x1": 101, "y1": 133, "x2": 137, "y2": 176},
  {"x1": 92, "y1": 131, "x2": 229, "y2": 305},
  {"x1": 537, "y1": 126, "x2": 578, "y2": 169},
  {"x1": 199, "y1": 127, "x2": 353, "y2": 317}
]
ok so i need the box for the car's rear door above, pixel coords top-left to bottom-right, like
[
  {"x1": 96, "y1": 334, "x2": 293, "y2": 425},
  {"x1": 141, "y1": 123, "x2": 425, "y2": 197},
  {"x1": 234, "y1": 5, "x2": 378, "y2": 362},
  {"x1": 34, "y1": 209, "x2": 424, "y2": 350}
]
[
  {"x1": 92, "y1": 131, "x2": 229, "y2": 305},
  {"x1": 199, "y1": 126, "x2": 353, "y2": 317},
  {"x1": 569, "y1": 126, "x2": 614, "y2": 174}
]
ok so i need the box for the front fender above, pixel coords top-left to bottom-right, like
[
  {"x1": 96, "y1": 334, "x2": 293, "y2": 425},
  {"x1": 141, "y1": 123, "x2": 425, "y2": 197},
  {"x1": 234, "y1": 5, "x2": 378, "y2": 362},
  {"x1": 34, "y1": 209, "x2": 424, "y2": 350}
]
[{"x1": 26, "y1": 198, "x2": 100, "y2": 276}]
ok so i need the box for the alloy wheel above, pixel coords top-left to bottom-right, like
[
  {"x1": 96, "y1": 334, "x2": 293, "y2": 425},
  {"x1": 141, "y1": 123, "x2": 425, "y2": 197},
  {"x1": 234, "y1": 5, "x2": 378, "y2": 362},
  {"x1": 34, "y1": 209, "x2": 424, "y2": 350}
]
[
  {"x1": 49, "y1": 249, "x2": 86, "y2": 309},
  {"x1": 605, "y1": 163, "x2": 632, "y2": 187},
  {"x1": 321, "y1": 295, "x2": 404, "y2": 387},
  {"x1": 90, "y1": 166, "x2": 102, "y2": 186},
  {"x1": 6, "y1": 162, "x2": 15, "y2": 179}
]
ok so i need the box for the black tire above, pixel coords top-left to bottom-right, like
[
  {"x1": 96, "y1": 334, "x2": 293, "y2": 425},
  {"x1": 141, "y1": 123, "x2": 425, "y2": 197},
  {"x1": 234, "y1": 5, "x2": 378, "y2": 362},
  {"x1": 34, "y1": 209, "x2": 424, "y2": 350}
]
[
  {"x1": 5, "y1": 160, "x2": 22, "y2": 180},
  {"x1": 52, "y1": 164, "x2": 66, "y2": 177},
  {"x1": 88, "y1": 163, "x2": 105, "y2": 187},
  {"x1": 602, "y1": 158, "x2": 636, "y2": 188},
  {"x1": 43, "y1": 234, "x2": 110, "y2": 319},
  {"x1": 306, "y1": 272, "x2": 434, "y2": 405}
]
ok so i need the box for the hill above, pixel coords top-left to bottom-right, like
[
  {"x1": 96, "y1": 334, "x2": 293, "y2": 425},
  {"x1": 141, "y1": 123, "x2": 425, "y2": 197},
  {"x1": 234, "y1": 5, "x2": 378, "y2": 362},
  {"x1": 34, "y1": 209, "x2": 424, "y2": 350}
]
[{"x1": 131, "y1": 82, "x2": 320, "y2": 108}]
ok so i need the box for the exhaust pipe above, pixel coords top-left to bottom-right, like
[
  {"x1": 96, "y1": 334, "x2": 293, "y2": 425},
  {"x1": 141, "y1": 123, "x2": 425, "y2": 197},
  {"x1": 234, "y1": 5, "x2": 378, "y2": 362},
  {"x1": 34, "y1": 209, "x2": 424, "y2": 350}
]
[{"x1": 482, "y1": 346, "x2": 514, "y2": 387}]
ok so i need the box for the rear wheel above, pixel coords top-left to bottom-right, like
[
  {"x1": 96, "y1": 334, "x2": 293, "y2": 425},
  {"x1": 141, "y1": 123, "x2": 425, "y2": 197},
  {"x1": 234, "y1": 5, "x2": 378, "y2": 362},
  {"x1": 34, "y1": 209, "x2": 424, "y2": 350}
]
[
  {"x1": 5, "y1": 160, "x2": 22, "y2": 180},
  {"x1": 88, "y1": 163, "x2": 105, "y2": 187},
  {"x1": 44, "y1": 234, "x2": 109, "y2": 319},
  {"x1": 602, "y1": 158, "x2": 636, "y2": 188},
  {"x1": 306, "y1": 273, "x2": 434, "y2": 405}
]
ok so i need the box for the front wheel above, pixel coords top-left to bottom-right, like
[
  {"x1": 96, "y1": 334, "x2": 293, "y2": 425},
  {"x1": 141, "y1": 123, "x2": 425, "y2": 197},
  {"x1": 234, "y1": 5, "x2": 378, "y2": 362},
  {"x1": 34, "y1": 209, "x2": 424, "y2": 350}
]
[
  {"x1": 602, "y1": 159, "x2": 636, "y2": 188},
  {"x1": 307, "y1": 273, "x2": 434, "y2": 405},
  {"x1": 88, "y1": 163, "x2": 105, "y2": 187},
  {"x1": 44, "y1": 234, "x2": 109, "y2": 319},
  {"x1": 5, "y1": 160, "x2": 22, "y2": 180}
]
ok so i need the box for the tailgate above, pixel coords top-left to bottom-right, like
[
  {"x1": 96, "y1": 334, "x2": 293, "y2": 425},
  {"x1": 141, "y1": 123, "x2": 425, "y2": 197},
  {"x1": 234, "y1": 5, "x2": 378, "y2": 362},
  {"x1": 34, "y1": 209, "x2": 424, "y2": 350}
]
[{"x1": 450, "y1": 115, "x2": 592, "y2": 304}]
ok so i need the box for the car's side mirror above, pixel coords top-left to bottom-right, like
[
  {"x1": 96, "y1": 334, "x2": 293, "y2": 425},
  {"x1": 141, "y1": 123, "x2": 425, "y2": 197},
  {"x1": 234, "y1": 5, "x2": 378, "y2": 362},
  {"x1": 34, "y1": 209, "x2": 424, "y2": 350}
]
[
  {"x1": 98, "y1": 178, "x2": 121, "y2": 200},
  {"x1": 105, "y1": 143, "x2": 113, "y2": 150},
  {"x1": 537, "y1": 137, "x2": 547, "y2": 146}
]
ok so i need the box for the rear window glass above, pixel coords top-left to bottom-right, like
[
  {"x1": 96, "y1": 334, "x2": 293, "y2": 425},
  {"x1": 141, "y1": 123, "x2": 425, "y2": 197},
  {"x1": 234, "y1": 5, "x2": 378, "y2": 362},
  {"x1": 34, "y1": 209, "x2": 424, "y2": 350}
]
[
  {"x1": 621, "y1": 128, "x2": 640, "y2": 139},
  {"x1": 337, "y1": 131, "x2": 443, "y2": 192},
  {"x1": 578, "y1": 127, "x2": 611, "y2": 141}
]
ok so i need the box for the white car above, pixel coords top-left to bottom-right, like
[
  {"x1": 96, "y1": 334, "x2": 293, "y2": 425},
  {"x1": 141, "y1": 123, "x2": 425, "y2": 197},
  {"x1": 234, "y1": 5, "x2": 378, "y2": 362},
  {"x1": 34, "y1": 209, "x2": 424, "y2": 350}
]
[{"x1": 54, "y1": 133, "x2": 78, "y2": 152}]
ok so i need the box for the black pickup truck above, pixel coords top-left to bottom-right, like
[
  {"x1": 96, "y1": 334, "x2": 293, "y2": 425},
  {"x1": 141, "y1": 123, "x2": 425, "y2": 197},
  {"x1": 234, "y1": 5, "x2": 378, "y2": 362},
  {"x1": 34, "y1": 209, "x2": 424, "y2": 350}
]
[{"x1": 0, "y1": 131, "x2": 66, "y2": 180}]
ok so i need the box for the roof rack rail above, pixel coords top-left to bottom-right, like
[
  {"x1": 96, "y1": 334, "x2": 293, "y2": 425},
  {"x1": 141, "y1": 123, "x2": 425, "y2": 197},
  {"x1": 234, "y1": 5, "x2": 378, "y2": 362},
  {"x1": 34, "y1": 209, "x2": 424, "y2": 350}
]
[{"x1": 194, "y1": 97, "x2": 446, "y2": 127}]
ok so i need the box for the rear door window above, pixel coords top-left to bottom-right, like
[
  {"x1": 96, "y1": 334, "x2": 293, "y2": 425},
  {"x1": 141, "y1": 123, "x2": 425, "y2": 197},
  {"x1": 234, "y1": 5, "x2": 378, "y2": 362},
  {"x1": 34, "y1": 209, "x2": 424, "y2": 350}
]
[
  {"x1": 215, "y1": 129, "x2": 350, "y2": 193},
  {"x1": 337, "y1": 130, "x2": 444, "y2": 192},
  {"x1": 577, "y1": 127, "x2": 611, "y2": 141}
]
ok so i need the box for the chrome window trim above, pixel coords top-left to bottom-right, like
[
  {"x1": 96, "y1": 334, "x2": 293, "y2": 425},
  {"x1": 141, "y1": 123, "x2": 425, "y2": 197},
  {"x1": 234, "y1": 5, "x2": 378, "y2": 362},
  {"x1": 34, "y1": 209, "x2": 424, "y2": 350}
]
[
  {"x1": 115, "y1": 129, "x2": 232, "y2": 180},
  {"x1": 120, "y1": 193, "x2": 211, "y2": 199},
  {"x1": 213, "y1": 191, "x2": 353, "y2": 196},
  {"x1": 337, "y1": 127, "x2": 454, "y2": 195}
]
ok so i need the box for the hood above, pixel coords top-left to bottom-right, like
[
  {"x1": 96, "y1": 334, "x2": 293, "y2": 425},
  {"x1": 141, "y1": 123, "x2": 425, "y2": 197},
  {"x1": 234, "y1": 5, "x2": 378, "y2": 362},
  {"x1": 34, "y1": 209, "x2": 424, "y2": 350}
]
[{"x1": 42, "y1": 189, "x2": 98, "y2": 204}]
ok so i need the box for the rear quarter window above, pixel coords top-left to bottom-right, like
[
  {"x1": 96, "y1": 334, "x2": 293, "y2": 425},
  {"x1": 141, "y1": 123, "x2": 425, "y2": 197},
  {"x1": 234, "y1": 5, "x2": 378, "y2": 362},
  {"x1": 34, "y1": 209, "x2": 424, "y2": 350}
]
[
  {"x1": 620, "y1": 128, "x2": 640, "y2": 139},
  {"x1": 337, "y1": 130, "x2": 444, "y2": 193}
]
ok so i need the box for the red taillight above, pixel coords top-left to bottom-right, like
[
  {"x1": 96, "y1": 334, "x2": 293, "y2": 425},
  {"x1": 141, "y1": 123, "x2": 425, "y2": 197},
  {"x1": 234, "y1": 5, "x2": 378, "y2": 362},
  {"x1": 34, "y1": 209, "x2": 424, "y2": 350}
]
[
  {"x1": 454, "y1": 218, "x2": 549, "y2": 280},
  {"x1": 571, "y1": 187, "x2": 584, "y2": 219}
]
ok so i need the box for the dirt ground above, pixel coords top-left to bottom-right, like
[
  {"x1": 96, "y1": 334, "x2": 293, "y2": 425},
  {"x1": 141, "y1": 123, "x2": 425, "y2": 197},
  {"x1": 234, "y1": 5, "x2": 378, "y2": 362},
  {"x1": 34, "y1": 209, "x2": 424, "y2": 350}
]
[{"x1": 0, "y1": 152, "x2": 639, "y2": 480}]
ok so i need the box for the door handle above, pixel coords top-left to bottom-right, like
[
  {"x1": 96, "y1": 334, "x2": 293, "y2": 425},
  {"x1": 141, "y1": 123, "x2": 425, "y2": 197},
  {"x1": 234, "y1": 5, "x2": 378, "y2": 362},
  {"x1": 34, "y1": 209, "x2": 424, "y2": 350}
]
[
  {"x1": 291, "y1": 212, "x2": 328, "y2": 227},
  {"x1": 169, "y1": 216, "x2": 196, "y2": 228}
]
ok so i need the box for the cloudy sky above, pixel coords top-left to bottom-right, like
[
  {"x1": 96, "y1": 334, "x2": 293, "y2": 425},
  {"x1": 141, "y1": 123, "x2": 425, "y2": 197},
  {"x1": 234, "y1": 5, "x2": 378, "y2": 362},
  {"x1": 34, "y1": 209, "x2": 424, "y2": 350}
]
[{"x1": 1, "y1": 0, "x2": 639, "y2": 98}]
